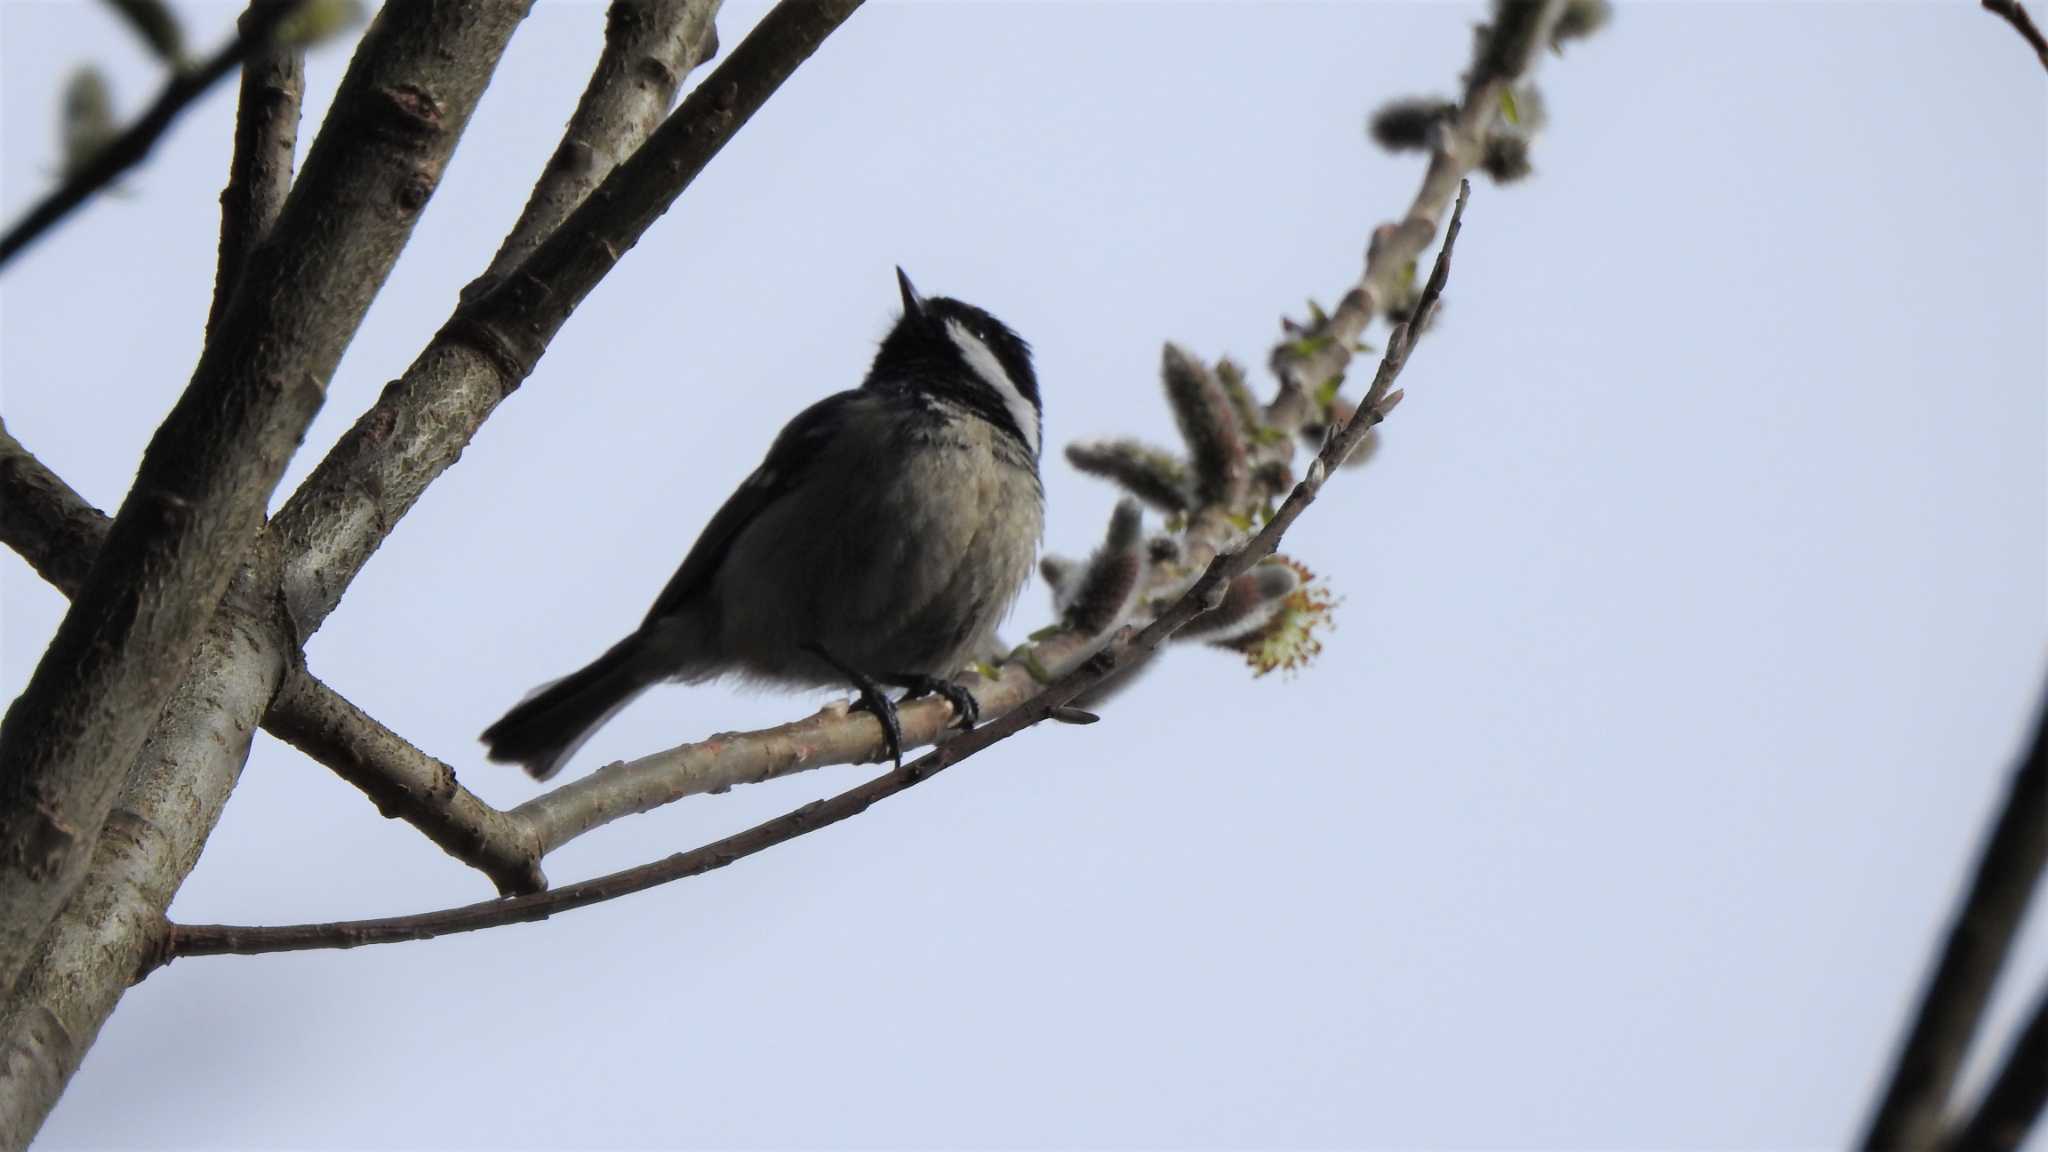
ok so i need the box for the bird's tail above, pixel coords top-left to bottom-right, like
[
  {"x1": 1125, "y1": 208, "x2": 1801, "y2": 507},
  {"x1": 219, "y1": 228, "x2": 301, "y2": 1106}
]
[{"x1": 481, "y1": 634, "x2": 656, "y2": 781}]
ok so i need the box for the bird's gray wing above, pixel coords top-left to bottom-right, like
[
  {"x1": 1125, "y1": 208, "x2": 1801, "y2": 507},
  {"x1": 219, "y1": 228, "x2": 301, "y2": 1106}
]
[{"x1": 642, "y1": 389, "x2": 866, "y2": 626}]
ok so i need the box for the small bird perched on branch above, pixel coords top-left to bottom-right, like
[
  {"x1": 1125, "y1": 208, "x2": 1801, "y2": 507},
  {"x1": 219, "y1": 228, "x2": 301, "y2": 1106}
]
[{"x1": 482, "y1": 269, "x2": 1045, "y2": 781}]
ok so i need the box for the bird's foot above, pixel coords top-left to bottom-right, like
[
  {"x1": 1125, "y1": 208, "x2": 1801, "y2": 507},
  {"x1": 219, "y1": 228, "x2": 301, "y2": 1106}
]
[
  {"x1": 889, "y1": 673, "x2": 980, "y2": 732},
  {"x1": 808, "y1": 645, "x2": 906, "y2": 769}
]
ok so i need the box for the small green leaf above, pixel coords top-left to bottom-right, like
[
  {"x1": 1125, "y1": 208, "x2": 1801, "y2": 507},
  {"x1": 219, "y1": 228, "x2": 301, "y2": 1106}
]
[
  {"x1": 1314, "y1": 374, "x2": 1345, "y2": 409},
  {"x1": 1500, "y1": 87, "x2": 1520, "y2": 126},
  {"x1": 1020, "y1": 650, "x2": 1056, "y2": 684},
  {"x1": 1027, "y1": 623, "x2": 1066, "y2": 641},
  {"x1": 1286, "y1": 333, "x2": 1334, "y2": 360},
  {"x1": 1306, "y1": 298, "x2": 1329, "y2": 326}
]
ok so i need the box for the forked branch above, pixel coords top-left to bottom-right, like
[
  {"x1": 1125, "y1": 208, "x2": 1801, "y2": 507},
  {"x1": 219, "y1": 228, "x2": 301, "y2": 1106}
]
[{"x1": 150, "y1": 182, "x2": 1473, "y2": 968}]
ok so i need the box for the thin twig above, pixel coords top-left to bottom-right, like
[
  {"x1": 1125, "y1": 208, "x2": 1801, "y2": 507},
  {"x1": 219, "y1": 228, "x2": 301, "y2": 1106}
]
[
  {"x1": 207, "y1": 1, "x2": 305, "y2": 343},
  {"x1": 0, "y1": 0, "x2": 298, "y2": 270},
  {"x1": 1943, "y1": 979, "x2": 2048, "y2": 1152},
  {"x1": 1982, "y1": 0, "x2": 2048, "y2": 72},
  {"x1": 0, "y1": 422, "x2": 546, "y2": 896},
  {"x1": 150, "y1": 183, "x2": 1474, "y2": 968},
  {"x1": 1862, "y1": 679, "x2": 2048, "y2": 1151}
]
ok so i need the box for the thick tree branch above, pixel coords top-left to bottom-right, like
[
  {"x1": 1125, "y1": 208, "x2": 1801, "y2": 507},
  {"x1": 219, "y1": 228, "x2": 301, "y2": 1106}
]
[
  {"x1": 207, "y1": 1, "x2": 306, "y2": 343},
  {"x1": 1268, "y1": 0, "x2": 1563, "y2": 420},
  {"x1": 1982, "y1": 0, "x2": 2048, "y2": 72},
  {"x1": 150, "y1": 184, "x2": 1472, "y2": 966},
  {"x1": 1861, "y1": 680, "x2": 2048, "y2": 1151},
  {"x1": 1943, "y1": 980, "x2": 2048, "y2": 1152},
  {"x1": 0, "y1": 423, "x2": 545, "y2": 897},
  {"x1": 0, "y1": 0, "x2": 532, "y2": 1000},
  {"x1": 470, "y1": 0, "x2": 723, "y2": 294},
  {"x1": 0, "y1": 0, "x2": 296, "y2": 270},
  {"x1": 0, "y1": 601, "x2": 287, "y2": 1152},
  {"x1": 271, "y1": 0, "x2": 864, "y2": 639}
]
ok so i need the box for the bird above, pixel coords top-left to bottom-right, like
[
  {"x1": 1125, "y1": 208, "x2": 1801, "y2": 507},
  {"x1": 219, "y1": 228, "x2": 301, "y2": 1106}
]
[{"x1": 481, "y1": 268, "x2": 1045, "y2": 781}]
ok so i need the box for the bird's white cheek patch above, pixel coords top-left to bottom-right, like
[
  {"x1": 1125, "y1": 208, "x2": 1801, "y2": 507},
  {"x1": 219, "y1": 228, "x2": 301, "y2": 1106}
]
[{"x1": 946, "y1": 319, "x2": 1040, "y2": 457}]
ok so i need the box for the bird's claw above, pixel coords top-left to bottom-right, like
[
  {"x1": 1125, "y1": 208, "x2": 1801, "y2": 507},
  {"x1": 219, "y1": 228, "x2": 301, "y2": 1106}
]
[
  {"x1": 892, "y1": 673, "x2": 980, "y2": 732},
  {"x1": 847, "y1": 683, "x2": 906, "y2": 769}
]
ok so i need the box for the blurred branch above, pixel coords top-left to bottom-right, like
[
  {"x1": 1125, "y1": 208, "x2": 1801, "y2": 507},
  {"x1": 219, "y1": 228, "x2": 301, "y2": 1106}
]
[
  {"x1": 1982, "y1": 0, "x2": 2048, "y2": 71},
  {"x1": 0, "y1": 0, "x2": 299, "y2": 270},
  {"x1": 207, "y1": 1, "x2": 306, "y2": 342},
  {"x1": 0, "y1": 423, "x2": 546, "y2": 897},
  {"x1": 1944, "y1": 979, "x2": 2048, "y2": 1152},
  {"x1": 151, "y1": 184, "x2": 1474, "y2": 967},
  {"x1": 1862, "y1": 679, "x2": 2048, "y2": 1151},
  {"x1": 469, "y1": 0, "x2": 723, "y2": 295}
]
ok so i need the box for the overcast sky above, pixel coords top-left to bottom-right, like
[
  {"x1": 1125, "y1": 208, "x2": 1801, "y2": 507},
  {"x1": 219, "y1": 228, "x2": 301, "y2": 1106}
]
[{"x1": 3, "y1": 1, "x2": 2044, "y2": 1147}]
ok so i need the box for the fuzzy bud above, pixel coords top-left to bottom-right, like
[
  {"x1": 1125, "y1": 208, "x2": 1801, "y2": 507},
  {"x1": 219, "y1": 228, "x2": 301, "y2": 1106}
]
[
  {"x1": 1369, "y1": 97, "x2": 1457, "y2": 152},
  {"x1": 60, "y1": 68, "x2": 116, "y2": 179},
  {"x1": 1179, "y1": 562, "x2": 1303, "y2": 645},
  {"x1": 1551, "y1": 0, "x2": 1613, "y2": 47},
  {"x1": 1161, "y1": 344, "x2": 1249, "y2": 508},
  {"x1": 107, "y1": 0, "x2": 186, "y2": 66},
  {"x1": 1066, "y1": 439, "x2": 1193, "y2": 512},
  {"x1": 1061, "y1": 500, "x2": 1148, "y2": 636},
  {"x1": 1481, "y1": 132, "x2": 1533, "y2": 183}
]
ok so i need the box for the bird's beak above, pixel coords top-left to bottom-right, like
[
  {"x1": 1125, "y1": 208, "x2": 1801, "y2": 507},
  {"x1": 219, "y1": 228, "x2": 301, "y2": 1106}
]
[{"x1": 895, "y1": 266, "x2": 924, "y2": 320}]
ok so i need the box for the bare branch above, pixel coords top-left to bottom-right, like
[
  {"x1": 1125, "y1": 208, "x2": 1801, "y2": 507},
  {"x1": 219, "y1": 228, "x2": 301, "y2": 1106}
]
[
  {"x1": 207, "y1": 2, "x2": 306, "y2": 343},
  {"x1": 1268, "y1": 0, "x2": 1564, "y2": 416},
  {"x1": 150, "y1": 184, "x2": 1474, "y2": 966},
  {"x1": 0, "y1": 0, "x2": 532, "y2": 996},
  {"x1": 1943, "y1": 979, "x2": 2048, "y2": 1152},
  {"x1": 263, "y1": 673, "x2": 545, "y2": 895},
  {"x1": 271, "y1": 0, "x2": 866, "y2": 639},
  {"x1": 0, "y1": 419, "x2": 106, "y2": 598},
  {"x1": 513, "y1": 629, "x2": 1106, "y2": 855},
  {"x1": 1862, "y1": 680, "x2": 2048, "y2": 1151},
  {"x1": 0, "y1": 423, "x2": 545, "y2": 897},
  {"x1": 0, "y1": 0, "x2": 296, "y2": 270},
  {"x1": 1982, "y1": 0, "x2": 2048, "y2": 72},
  {"x1": 470, "y1": 0, "x2": 724, "y2": 295}
]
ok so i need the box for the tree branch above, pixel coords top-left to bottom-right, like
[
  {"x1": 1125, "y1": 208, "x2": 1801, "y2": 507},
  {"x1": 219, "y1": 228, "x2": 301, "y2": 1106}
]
[
  {"x1": 0, "y1": 0, "x2": 296, "y2": 270},
  {"x1": 469, "y1": 0, "x2": 723, "y2": 295},
  {"x1": 1268, "y1": 0, "x2": 1563, "y2": 422},
  {"x1": 270, "y1": 0, "x2": 865, "y2": 639},
  {"x1": 0, "y1": 598, "x2": 288, "y2": 1151},
  {"x1": 1861, "y1": 678, "x2": 2048, "y2": 1151},
  {"x1": 1943, "y1": 979, "x2": 2047, "y2": 1152},
  {"x1": 1982, "y1": 0, "x2": 2048, "y2": 72},
  {"x1": 207, "y1": 1, "x2": 306, "y2": 343},
  {"x1": 262, "y1": 672, "x2": 546, "y2": 895},
  {"x1": 0, "y1": 0, "x2": 533, "y2": 999},
  {"x1": 150, "y1": 183, "x2": 1472, "y2": 967},
  {"x1": 0, "y1": 422, "x2": 545, "y2": 897}
]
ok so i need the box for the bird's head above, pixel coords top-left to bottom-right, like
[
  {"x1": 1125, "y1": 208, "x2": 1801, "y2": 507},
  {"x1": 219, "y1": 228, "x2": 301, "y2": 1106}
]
[{"x1": 870, "y1": 267, "x2": 1040, "y2": 458}]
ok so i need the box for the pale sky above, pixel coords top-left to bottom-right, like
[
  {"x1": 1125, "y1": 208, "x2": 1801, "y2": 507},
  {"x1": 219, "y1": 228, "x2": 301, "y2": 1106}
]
[{"x1": 3, "y1": 1, "x2": 2044, "y2": 1147}]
